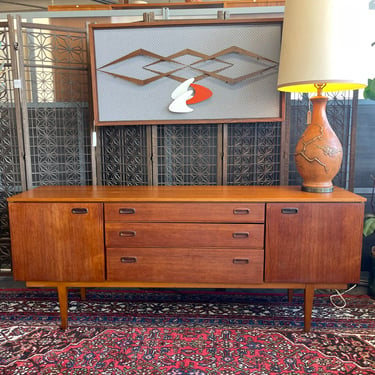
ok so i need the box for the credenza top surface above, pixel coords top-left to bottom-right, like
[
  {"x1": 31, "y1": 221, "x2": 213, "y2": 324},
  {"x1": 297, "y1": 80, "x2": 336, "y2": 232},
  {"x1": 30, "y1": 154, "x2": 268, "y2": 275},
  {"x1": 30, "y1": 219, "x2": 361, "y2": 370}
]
[{"x1": 7, "y1": 185, "x2": 366, "y2": 203}]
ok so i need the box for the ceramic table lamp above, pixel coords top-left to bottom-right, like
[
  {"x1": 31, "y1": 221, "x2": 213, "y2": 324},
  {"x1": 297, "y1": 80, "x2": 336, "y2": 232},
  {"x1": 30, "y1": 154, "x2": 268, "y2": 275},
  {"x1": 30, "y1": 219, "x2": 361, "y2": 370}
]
[{"x1": 277, "y1": 0, "x2": 369, "y2": 192}]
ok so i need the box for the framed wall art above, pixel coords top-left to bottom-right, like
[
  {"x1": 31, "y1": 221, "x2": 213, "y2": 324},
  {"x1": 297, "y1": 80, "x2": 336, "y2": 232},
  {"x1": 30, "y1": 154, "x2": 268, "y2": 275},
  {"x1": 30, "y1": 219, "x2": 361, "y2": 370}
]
[{"x1": 89, "y1": 19, "x2": 283, "y2": 126}]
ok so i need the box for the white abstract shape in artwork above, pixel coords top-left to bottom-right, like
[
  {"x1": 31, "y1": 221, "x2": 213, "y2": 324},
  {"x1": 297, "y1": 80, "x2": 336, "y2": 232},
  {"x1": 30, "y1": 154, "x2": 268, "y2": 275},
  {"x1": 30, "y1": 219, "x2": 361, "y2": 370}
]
[
  {"x1": 171, "y1": 78, "x2": 195, "y2": 100},
  {"x1": 169, "y1": 90, "x2": 194, "y2": 113}
]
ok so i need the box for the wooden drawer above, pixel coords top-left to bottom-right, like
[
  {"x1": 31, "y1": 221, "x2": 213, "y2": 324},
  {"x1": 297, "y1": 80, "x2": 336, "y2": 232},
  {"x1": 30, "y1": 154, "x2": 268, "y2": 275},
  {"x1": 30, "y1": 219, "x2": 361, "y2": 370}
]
[
  {"x1": 105, "y1": 203, "x2": 265, "y2": 223},
  {"x1": 106, "y1": 248, "x2": 264, "y2": 283},
  {"x1": 105, "y1": 223, "x2": 264, "y2": 249}
]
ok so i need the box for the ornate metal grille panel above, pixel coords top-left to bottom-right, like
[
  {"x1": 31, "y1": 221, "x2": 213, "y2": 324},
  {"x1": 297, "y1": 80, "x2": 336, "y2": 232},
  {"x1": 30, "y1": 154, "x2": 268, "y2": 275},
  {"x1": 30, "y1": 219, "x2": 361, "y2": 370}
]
[
  {"x1": 226, "y1": 122, "x2": 281, "y2": 185},
  {"x1": 288, "y1": 92, "x2": 353, "y2": 188},
  {"x1": 98, "y1": 125, "x2": 149, "y2": 185},
  {"x1": 98, "y1": 122, "x2": 282, "y2": 186},
  {"x1": 20, "y1": 22, "x2": 92, "y2": 187},
  {"x1": 157, "y1": 124, "x2": 218, "y2": 185},
  {"x1": 28, "y1": 106, "x2": 91, "y2": 186},
  {"x1": 0, "y1": 22, "x2": 23, "y2": 271}
]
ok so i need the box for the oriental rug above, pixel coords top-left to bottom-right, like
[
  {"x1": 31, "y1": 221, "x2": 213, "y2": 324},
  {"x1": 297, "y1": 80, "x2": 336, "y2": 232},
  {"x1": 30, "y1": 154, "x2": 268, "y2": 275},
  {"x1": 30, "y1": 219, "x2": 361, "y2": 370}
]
[{"x1": 0, "y1": 288, "x2": 374, "y2": 374}]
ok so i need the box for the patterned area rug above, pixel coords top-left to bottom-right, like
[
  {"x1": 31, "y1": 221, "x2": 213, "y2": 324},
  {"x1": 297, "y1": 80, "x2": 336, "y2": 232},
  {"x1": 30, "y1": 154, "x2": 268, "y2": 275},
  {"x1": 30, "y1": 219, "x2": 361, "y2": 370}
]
[{"x1": 0, "y1": 288, "x2": 374, "y2": 374}]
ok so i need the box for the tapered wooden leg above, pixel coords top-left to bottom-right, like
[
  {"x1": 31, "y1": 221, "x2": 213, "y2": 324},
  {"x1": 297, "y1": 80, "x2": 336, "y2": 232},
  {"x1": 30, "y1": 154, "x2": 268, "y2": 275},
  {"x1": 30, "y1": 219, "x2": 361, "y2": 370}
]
[
  {"x1": 287, "y1": 289, "x2": 294, "y2": 302},
  {"x1": 80, "y1": 287, "x2": 86, "y2": 301},
  {"x1": 57, "y1": 284, "x2": 68, "y2": 330},
  {"x1": 304, "y1": 284, "x2": 315, "y2": 332}
]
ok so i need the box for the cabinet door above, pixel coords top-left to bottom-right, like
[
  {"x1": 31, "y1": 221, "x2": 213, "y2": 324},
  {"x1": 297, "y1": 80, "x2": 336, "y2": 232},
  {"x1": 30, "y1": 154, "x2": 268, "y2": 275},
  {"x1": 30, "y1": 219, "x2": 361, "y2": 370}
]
[
  {"x1": 9, "y1": 202, "x2": 104, "y2": 282},
  {"x1": 265, "y1": 203, "x2": 364, "y2": 283}
]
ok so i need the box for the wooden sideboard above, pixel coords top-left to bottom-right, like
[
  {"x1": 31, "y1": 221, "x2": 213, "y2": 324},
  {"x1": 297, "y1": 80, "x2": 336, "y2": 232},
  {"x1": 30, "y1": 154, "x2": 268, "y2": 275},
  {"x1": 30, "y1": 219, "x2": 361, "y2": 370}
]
[{"x1": 7, "y1": 185, "x2": 365, "y2": 331}]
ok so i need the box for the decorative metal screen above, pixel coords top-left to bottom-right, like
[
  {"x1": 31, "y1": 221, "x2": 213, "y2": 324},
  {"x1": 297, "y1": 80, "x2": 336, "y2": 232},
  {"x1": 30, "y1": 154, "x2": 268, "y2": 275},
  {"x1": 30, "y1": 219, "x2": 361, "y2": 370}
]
[
  {"x1": 98, "y1": 125, "x2": 149, "y2": 185},
  {"x1": 19, "y1": 22, "x2": 92, "y2": 187},
  {"x1": 28, "y1": 106, "x2": 91, "y2": 186},
  {"x1": 98, "y1": 122, "x2": 281, "y2": 186},
  {"x1": 157, "y1": 124, "x2": 219, "y2": 185},
  {"x1": 0, "y1": 22, "x2": 23, "y2": 272},
  {"x1": 226, "y1": 122, "x2": 281, "y2": 185}
]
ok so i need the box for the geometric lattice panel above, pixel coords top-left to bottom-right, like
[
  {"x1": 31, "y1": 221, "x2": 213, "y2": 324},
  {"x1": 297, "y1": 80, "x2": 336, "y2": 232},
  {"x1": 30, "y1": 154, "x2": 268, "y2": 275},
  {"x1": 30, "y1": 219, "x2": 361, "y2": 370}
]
[
  {"x1": 0, "y1": 23, "x2": 23, "y2": 272},
  {"x1": 28, "y1": 106, "x2": 92, "y2": 186},
  {"x1": 226, "y1": 122, "x2": 281, "y2": 185},
  {"x1": 99, "y1": 122, "x2": 283, "y2": 187},
  {"x1": 20, "y1": 22, "x2": 92, "y2": 187},
  {"x1": 99, "y1": 125, "x2": 149, "y2": 186},
  {"x1": 157, "y1": 124, "x2": 218, "y2": 185}
]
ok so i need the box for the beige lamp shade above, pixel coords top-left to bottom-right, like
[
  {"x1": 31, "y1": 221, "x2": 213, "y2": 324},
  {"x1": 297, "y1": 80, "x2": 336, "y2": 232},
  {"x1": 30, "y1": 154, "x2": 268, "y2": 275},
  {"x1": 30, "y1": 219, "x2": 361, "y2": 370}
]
[{"x1": 277, "y1": 0, "x2": 369, "y2": 93}]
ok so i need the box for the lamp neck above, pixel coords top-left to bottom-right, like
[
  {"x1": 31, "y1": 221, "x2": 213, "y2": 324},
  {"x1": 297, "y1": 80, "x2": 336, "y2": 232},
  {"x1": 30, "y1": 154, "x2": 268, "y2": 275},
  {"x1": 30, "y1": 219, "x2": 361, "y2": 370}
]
[
  {"x1": 310, "y1": 95, "x2": 328, "y2": 124},
  {"x1": 314, "y1": 83, "x2": 327, "y2": 97}
]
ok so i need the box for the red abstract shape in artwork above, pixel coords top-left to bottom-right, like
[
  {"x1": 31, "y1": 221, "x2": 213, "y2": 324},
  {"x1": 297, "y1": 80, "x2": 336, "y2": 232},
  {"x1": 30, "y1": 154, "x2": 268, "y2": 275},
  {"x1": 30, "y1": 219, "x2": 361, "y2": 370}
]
[{"x1": 187, "y1": 83, "x2": 213, "y2": 104}]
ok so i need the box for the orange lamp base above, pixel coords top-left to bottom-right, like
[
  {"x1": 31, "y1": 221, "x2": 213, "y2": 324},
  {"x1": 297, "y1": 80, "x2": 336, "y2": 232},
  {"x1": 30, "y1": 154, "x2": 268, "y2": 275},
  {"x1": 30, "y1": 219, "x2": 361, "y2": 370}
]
[{"x1": 295, "y1": 95, "x2": 343, "y2": 193}]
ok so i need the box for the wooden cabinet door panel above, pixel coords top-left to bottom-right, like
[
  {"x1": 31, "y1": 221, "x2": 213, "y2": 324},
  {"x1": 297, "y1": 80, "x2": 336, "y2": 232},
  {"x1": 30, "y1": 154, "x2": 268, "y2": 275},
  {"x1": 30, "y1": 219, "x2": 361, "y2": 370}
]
[
  {"x1": 105, "y1": 223, "x2": 264, "y2": 249},
  {"x1": 265, "y1": 203, "x2": 364, "y2": 283},
  {"x1": 106, "y1": 248, "x2": 264, "y2": 283},
  {"x1": 9, "y1": 202, "x2": 105, "y2": 281},
  {"x1": 105, "y1": 203, "x2": 265, "y2": 223}
]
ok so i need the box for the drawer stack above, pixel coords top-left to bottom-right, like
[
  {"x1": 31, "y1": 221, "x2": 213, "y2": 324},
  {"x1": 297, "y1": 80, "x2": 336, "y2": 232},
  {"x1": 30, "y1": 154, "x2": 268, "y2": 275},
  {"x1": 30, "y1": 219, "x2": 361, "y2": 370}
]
[{"x1": 104, "y1": 202, "x2": 265, "y2": 284}]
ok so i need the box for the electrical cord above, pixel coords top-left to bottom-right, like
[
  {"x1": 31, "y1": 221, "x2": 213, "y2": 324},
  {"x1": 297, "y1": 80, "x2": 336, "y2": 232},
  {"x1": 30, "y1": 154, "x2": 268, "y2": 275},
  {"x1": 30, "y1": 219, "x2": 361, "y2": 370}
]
[{"x1": 330, "y1": 284, "x2": 357, "y2": 309}]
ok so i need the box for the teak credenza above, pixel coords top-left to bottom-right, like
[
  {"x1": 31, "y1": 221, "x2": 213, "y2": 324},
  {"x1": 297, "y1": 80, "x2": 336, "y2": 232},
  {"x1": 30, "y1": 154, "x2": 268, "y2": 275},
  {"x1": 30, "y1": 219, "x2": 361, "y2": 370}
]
[{"x1": 7, "y1": 185, "x2": 366, "y2": 331}]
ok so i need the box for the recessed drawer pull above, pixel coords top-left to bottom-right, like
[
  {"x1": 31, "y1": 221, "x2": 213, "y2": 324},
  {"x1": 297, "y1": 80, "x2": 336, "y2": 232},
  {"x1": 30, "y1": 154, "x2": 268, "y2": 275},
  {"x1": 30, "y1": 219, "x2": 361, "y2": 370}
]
[
  {"x1": 119, "y1": 230, "x2": 136, "y2": 237},
  {"x1": 71, "y1": 208, "x2": 88, "y2": 214},
  {"x1": 281, "y1": 208, "x2": 299, "y2": 215},
  {"x1": 119, "y1": 208, "x2": 136, "y2": 215},
  {"x1": 233, "y1": 258, "x2": 249, "y2": 264},
  {"x1": 233, "y1": 208, "x2": 250, "y2": 215},
  {"x1": 232, "y1": 232, "x2": 249, "y2": 239},
  {"x1": 120, "y1": 257, "x2": 137, "y2": 263}
]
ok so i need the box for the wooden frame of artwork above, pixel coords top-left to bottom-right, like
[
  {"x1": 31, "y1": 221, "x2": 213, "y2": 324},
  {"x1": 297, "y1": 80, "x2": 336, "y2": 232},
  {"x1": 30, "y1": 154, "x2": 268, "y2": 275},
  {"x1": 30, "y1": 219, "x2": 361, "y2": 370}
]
[{"x1": 89, "y1": 19, "x2": 283, "y2": 126}]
